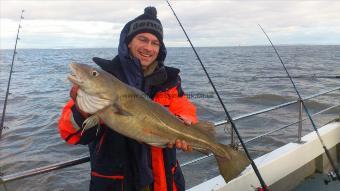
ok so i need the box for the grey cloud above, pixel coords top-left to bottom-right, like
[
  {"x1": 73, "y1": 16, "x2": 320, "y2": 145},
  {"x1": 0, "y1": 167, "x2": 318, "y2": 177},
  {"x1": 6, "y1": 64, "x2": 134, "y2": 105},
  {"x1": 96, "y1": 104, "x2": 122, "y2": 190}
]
[
  {"x1": 1, "y1": 1, "x2": 164, "y2": 22},
  {"x1": 1, "y1": 0, "x2": 340, "y2": 48}
]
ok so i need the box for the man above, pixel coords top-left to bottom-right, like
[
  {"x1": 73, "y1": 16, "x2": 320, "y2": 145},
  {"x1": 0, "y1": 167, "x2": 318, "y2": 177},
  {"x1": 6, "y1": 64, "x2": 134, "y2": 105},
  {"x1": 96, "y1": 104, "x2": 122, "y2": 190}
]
[{"x1": 59, "y1": 6, "x2": 198, "y2": 191}]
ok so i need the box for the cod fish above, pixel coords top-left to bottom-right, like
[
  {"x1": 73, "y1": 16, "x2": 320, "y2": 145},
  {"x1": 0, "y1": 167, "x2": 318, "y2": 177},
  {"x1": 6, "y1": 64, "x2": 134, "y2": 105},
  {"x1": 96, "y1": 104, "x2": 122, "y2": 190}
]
[{"x1": 68, "y1": 63, "x2": 250, "y2": 182}]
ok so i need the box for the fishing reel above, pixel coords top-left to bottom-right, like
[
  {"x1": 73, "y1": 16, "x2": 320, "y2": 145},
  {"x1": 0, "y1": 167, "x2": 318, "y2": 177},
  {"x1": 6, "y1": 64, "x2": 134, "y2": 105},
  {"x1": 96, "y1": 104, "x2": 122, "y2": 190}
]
[
  {"x1": 251, "y1": 185, "x2": 270, "y2": 191},
  {"x1": 324, "y1": 170, "x2": 339, "y2": 184},
  {"x1": 0, "y1": 126, "x2": 9, "y2": 131}
]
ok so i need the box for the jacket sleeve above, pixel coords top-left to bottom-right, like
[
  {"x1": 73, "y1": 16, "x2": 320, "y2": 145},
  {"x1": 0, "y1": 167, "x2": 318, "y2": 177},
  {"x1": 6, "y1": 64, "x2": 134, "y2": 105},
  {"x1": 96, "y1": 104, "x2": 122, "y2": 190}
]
[{"x1": 58, "y1": 99, "x2": 99, "y2": 145}]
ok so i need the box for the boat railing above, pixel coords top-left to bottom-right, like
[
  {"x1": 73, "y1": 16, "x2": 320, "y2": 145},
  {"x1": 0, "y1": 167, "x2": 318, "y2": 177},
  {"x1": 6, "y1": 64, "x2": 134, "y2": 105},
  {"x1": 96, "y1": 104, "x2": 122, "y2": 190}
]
[{"x1": 1, "y1": 86, "x2": 339, "y2": 185}]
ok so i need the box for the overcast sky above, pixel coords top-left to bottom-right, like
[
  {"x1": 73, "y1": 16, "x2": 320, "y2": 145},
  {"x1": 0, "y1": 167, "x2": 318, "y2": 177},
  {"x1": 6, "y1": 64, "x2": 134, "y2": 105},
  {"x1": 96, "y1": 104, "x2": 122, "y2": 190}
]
[{"x1": 1, "y1": 0, "x2": 340, "y2": 49}]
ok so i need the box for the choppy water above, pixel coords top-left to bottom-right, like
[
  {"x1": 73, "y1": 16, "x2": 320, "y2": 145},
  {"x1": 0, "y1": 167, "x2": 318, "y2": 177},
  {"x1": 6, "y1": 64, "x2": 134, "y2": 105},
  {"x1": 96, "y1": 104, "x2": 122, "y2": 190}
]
[{"x1": 0, "y1": 46, "x2": 339, "y2": 190}]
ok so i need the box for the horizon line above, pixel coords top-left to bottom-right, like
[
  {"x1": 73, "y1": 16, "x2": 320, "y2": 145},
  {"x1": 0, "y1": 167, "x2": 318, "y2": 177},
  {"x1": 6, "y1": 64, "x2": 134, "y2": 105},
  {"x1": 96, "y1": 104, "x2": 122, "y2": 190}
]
[{"x1": 1, "y1": 44, "x2": 340, "y2": 50}]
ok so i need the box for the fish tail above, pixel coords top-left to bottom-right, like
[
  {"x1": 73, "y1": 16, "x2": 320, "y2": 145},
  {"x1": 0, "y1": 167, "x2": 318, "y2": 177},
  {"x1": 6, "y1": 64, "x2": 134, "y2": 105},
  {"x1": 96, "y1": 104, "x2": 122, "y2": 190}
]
[{"x1": 214, "y1": 144, "x2": 250, "y2": 182}]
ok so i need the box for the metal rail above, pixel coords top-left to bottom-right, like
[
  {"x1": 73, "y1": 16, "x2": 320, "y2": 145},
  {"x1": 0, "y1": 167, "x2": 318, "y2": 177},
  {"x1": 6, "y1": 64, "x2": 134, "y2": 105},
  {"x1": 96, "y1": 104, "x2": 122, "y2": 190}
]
[
  {"x1": 180, "y1": 103, "x2": 340, "y2": 168},
  {"x1": 253, "y1": 75, "x2": 340, "y2": 79},
  {"x1": 215, "y1": 86, "x2": 340, "y2": 126},
  {"x1": 1, "y1": 86, "x2": 339, "y2": 184},
  {"x1": 1, "y1": 157, "x2": 90, "y2": 183},
  {"x1": 243, "y1": 103, "x2": 340, "y2": 145}
]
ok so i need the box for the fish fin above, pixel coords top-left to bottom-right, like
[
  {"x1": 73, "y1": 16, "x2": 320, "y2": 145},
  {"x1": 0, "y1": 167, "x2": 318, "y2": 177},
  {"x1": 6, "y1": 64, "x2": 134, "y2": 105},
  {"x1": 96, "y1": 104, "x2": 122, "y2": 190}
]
[
  {"x1": 95, "y1": 123, "x2": 102, "y2": 136},
  {"x1": 112, "y1": 103, "x2": 132, "y2": 116},
  {"x1": 149, "y1": 142, "x2": 167, "y2": 148},
  {"x1": 194, "y1": 147, "x2": 210, "y2": 155},
  {"x1": 190, "y1": 121, "x2": 216, "y2": 139},
  {"x1": 215, "y1": 144, "x2": 250, "y2": 182},
  {"x1": 81, "y1": 114, "x2": 100, "y2": 135}
]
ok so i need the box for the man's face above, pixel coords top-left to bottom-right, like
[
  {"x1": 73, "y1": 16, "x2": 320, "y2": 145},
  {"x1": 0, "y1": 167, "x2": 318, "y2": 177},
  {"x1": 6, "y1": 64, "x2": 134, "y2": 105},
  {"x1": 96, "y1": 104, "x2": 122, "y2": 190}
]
[{"x1": 128, "y1": 33, "x2": 160, "y2": 70}]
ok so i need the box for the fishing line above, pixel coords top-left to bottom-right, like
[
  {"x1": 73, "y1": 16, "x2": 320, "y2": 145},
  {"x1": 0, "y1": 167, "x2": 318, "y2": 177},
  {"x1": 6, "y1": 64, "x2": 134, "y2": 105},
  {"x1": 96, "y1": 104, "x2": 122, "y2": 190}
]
[
  {"x1": 165, "y1": 1, "x2": 268, "y2": 189},
  {"x1": 0, "y1": 10, "x2": 25, "y2": 139},
  {"x1": 258, "y1": 24, "x2": 340, "y2": 182}
]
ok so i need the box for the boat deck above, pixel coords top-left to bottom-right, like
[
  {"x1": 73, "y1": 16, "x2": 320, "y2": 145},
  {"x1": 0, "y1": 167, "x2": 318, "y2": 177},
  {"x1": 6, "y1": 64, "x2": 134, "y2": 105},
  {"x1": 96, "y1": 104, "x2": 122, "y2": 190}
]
[{"x1": 294, "y1": 167, "x2": 340, "y2": 191}]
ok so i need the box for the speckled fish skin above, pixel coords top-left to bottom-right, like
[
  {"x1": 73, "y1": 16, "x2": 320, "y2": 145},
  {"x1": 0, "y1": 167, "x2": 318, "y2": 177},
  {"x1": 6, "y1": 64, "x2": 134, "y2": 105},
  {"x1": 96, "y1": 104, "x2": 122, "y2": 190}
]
[{"x1": 68, "y1": 63, "x2": 250, "y2": 182}]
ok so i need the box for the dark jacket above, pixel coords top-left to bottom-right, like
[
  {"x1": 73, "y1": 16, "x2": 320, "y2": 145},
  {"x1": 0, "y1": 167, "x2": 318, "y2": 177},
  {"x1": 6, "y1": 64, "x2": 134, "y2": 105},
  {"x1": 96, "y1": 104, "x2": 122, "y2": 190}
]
[
  {"x1": 58, "y1": 21, "x2": 197, "y2": 191},
  {"x1": 59, "y1": 56, "x2": 197, "y2": 191}
]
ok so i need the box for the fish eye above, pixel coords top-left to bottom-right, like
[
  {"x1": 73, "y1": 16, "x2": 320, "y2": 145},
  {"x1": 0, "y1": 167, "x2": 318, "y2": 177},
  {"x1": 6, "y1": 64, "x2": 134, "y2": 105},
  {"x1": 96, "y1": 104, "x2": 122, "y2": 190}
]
[{"x1": 92, "y1": 70, "x2": 99, "y2": 77}]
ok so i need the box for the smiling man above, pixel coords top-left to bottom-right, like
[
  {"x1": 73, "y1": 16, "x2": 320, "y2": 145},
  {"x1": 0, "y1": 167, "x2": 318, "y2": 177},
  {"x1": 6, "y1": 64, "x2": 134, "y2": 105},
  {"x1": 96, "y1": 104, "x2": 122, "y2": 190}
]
[
  {"x1": 59, "y1": 6, "x2": 198, "y2": 191},
  {"x1": 128, "y1": 33, "x2": 160, "y2": 70}
]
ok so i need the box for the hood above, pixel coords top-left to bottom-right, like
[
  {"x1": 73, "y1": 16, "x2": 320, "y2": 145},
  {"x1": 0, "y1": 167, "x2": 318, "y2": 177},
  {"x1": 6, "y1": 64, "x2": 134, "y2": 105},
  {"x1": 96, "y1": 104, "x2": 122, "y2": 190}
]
[{"x1": 117, "y1": 22, "x2": 167, "y2": 89}]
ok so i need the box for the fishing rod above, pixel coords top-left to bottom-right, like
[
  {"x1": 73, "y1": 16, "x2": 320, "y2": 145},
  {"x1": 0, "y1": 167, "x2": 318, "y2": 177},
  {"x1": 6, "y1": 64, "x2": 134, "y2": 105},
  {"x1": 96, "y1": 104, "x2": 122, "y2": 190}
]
[
  {"x1": 258, "y1": 24, "x2": 340, "y2": 182},
  {"x1": 0, "y1": 10, "x2": 25, "y2": 139},
  {"x1": 165, "y1": 1, "x2": 268, "y2": 190},
  {"x1": 253, "y1": 75, "x2": 340, "y2": 79}
]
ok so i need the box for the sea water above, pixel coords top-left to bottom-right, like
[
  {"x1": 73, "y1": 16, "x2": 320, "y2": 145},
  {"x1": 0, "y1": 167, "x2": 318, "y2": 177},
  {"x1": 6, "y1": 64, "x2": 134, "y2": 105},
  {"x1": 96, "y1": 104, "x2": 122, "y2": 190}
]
[{"x1": 0, "y1": 46, "x2": 339, "y2": 190}]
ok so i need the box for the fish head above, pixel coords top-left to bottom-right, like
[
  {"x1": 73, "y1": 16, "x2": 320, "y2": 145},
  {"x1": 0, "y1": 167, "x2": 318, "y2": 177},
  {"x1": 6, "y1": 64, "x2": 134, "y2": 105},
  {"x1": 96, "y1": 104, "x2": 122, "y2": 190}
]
[{"x1": 68, "y1": 63, "x2": 116, "y2": 100}]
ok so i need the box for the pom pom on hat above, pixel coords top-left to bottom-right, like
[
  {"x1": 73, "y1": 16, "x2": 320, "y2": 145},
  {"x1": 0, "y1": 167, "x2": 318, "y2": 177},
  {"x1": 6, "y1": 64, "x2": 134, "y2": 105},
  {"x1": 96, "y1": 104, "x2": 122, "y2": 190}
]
[{"x1": 144, "y1": 6, "x2": 157, "y2": 18}]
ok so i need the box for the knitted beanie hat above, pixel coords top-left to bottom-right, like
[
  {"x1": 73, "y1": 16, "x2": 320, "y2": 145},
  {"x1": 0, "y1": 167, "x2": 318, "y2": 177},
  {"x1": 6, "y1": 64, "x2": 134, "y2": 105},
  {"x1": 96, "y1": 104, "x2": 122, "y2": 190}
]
[{"x1": 125, "y1": 6, "x2": 163, "y2": 44}]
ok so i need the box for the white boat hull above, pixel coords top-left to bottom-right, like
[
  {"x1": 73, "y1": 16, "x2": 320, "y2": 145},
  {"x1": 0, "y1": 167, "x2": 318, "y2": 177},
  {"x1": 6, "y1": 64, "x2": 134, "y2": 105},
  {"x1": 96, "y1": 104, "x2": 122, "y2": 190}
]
[{"x1": 188, "y1": 122, "x2": 340, "y2": 191}]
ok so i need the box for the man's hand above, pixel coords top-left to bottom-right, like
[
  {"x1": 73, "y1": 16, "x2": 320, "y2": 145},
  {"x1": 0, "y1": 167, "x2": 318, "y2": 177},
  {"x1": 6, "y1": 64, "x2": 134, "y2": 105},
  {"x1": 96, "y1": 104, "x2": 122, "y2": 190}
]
[
  {"x1": 167, "y1": 139, "x2": 192, "y2": 152},
  {"x1": 166, "y1": 115, "x2": 194, "y2": 152},
  {"x1": 70, "y1": 84, "x2": 79, "y2": 101},
  {"x1": 176, "y1": 115, "x2": 192, "y2": 126}
]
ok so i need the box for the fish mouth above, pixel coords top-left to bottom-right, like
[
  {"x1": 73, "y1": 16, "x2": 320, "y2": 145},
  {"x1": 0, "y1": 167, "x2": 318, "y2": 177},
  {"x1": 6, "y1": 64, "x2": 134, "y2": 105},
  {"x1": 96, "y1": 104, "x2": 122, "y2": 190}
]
[{"x1": 68, "y1": 63, "x2": 84, "y2": 85}]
